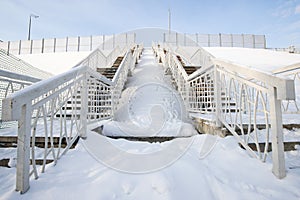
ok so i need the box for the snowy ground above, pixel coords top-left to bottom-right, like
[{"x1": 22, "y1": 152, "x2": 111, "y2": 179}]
[
  {"x1": 1, "y1": 48, "x2": 300, "y2": 199},
  {"x1": 203, "y1": 47, "x2": 300, "y2": 73},
  {"x1": 16, "y1": 51, "x2": 91, "y2": 75}
]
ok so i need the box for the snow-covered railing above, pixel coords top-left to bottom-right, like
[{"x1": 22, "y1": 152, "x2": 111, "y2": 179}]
[
  {"x1": 0, "y1": 69, "x2": 41, "y2": 127},
  {"x1": 76, "y1": 46, "x2": 123, "y2": 70},
  {"x1": 154, "y1": 44, "x2": 295, "y2": 179},
  {"x1": 272, "y1": 63, "x2": 300, "y2": 114},
  {"x1": 1, "y1": 45, "x2": 140, "y2": 194}
]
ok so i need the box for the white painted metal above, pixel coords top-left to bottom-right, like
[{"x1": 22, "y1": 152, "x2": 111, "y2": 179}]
[
  {"x1": 154, "y1": 44, "x2": 295, "y2": 179},
  {"x1": 2, "y1": 45, "x2": 141, "y2": 194}
]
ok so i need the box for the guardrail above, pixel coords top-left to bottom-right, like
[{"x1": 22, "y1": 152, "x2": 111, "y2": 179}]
[
  {"x1": 272, "y1": 63, "x2": 300, "y2": 114},
  {"x1": 154, "y1": 44, "x2": 295, "y2": 179},
  {"x1": 0, "y1": 33, "x2": 136, "y2": 55},
  {"x1": 1, "y1": 45, "x2": 141, "y2": 194}
]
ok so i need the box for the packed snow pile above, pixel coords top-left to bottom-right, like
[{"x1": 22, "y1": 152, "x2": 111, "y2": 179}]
[
  {"x1": 204, "y1": 47, "x2": 300, "y2": 73},
  {"x1": 101, "y1": 48, "x2": 197, "y2": 137},
  {"x1": 16, "y1": 51, "x2": 91, "y2": 75}
]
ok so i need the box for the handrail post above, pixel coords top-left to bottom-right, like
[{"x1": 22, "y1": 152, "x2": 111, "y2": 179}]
[
  {"x1": 214, "y1": 65, "x2": 222, "y2": 127},
  {"x1": 80, "y1": 72, "x2": 88, "y2": 139},
  {"x1": 269, "y1": 87, "x2": 286, "y2": 178},
  {"x1": 16, "y1": 103, "x2": 32, "y2": 193}
]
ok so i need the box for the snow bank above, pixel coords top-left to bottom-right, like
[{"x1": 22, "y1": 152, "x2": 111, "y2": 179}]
[
  {"x1": 204, "y1": 47, "x2": 300, "y2": 73},
  {"x1": 16, "y1": 51, "x2": 91, "y2": 75}
]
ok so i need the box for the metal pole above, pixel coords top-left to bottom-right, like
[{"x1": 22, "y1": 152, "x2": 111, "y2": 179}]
[{"x1": 28, "y1": 14, "x2": 39, "y2": 41}]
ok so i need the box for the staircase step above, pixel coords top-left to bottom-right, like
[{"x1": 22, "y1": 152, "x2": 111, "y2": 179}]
[
  {"x1": 0, "y1": 136, "x2": 79, "y2": 148},
  {"x1": 0, "y1": 158, "x2": 54, "y2": 168}
]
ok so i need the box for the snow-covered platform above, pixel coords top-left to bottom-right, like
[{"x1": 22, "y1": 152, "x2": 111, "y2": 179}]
[{"x1": 203, "y1": 47, "x2": 300, "y2": 73}]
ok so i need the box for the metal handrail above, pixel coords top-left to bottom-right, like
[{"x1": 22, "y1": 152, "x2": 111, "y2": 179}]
[
  {"x1": 154, "y1": 43, "x2": 296, "y2": 179},
  {"x1": 1, "y1": 44, "x2": 141, "y2": 194}
]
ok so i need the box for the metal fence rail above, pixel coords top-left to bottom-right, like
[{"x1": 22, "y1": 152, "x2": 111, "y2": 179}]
[
  {"x1": 164, "y1": 33, "x2": 266, "y2": 48},
  {"x1": 0, "y1": 33, "x2": 136, "y2": 55},
  {"x1": 154, "y1": 43, "x2": 295, "y2": 179},
  {"x1": 1, "y1": 44, "x2": 142, "y2": 194}
]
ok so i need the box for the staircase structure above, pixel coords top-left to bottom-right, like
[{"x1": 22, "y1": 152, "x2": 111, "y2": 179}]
[{"x1": 0, "y1": 30, "x2": 299, "y2": 195}]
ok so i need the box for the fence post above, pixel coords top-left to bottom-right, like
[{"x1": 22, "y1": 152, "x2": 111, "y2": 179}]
[
  {"x1": 18, "y1": 40, "x2": 22, "y2": 55},
  {"x1": 41, "y1": 38, "x2": 44, "y2": 53},
  {"x1": 269, "y1": 87, "x2": 286, "y2": 178},
  {"x1": 102, "y1": 35, "x2": 105, "y2": 50},
  {"x1": 16, "y1": 104, "x2": 32, "y2": 193},
  {"x1": 66, "y1": 37, "x2": 68, "y2": 52},
  {"x1": 263, "y1": 35, "x2": 266, "y2": 49},
  {"x1": 230, "y1": 34, "x2": 233, "y2": 47},
  {"x1": 78, "y1": 36, "x2": 80, "y2": 52},
  {"x1": 219, "y1": 33, "x2": 222, "y2": 47},
  {"x1": 242, "y1": 34, "x2": 245, "y2": 48},
  {"x1": 252, "y1": 35, "x2": 256, "y2": 48},
  {"x1": 7, "y1": 41, "x2": 10, "y2": 55},
  {"x1": 30, "y1": 40, "x2": 33, "y2": 54},
  {"x1": 208, "y1": 34, "x2": 211, "y2": 47},
  {"x1": 214, "y1": 65, "x2": 222, "y2": 127},
  {"x1": 80, "y1": 72, "x2": 88, "y2": 139},
  {"x1": 53, "y1": 38, "x2": 56, "y2": 53},
  {"x1": 90, "y1": 35, "x2": 93, "y2": 51}
]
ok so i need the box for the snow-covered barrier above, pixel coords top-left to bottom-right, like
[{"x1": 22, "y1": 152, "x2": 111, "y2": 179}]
[
  {"x1": 1, "y1": 45, "x2": 142, "y2": 194},
  {"x1": 154, "y1": 44, "x2": 295, "y2": 179}
]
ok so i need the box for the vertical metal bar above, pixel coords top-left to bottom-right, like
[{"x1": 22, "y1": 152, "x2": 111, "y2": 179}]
[
  {"x1": 214, "y1": 65, "x2": 222, "y2": 127},
  {"x1": 219, "y1": 33, "x2": 222, "y2": 47},
  {"x1": 80, "y1": 73, "x2": 88, "y2": 139},
  {"x1": 90, "y1": 35, "x2": 93, "y2": 51},
  {"x1": 53, "y1": 38, "x2": 56, "y2": 53},
  {"x1": 253, "y1": 35, "x2": 256, "y2": 48},
  {"x1": 78, "y1": 36, "x2": 80, "y2": 52},
  {"x1": 16, "y1": 104, "x2": 32, "y2": 194},
  {"x1": 41, "y1": 38, "x2": 44, "y2": 53},
  {"x1": 264, "y1": 35, "x2": 266, "y2": 49},
  {"x1": 30, "y1": 40, "x2": 33, "y2": 54},
  {"x1": 66, "y1": 37, "x2": 68, "y2": 52},
  {"x1": 18, "y1": 40, "x2": 22, "y2": 55},
  {"x1": 7, "y1": 41, "x2": 10, "y2": 55},
  {"x1": 269, "y1": 87, "x2": 286, "y2": 179},
  {"x1": 102, "y1": 35, "x2": 105, "y2": 50},
  {"x1": 242, "y1": 34, "x2": 245, "y2": 48}
]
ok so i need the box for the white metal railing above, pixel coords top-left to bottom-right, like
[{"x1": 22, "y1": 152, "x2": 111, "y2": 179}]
[
  {"x1": 1, "y1": 45, "x2": 140, "y2": 194},
  {"x1": 154, "y1": 44, "x2": 295, "y2": 179},
  {"x1": 272, "y1": 63, "x2": 300, "y2": 114},
  {"x1": 0, "y1": 69, "x2": 41, "y2": 127},
  {"x1": 0, "y1": 33, "x2": 136, "y2": 54}
]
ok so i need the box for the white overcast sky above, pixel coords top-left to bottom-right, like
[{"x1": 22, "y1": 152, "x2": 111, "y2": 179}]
[{"x1": 1, "y1": 0, "x2": 300, "y2": 48}]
